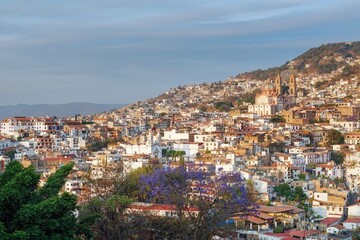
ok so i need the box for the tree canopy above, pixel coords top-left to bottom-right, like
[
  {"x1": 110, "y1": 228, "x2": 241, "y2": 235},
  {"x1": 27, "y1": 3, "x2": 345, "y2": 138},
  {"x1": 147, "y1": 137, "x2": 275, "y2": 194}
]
[
  {"x1": 326, "y1": 129, "x2": 344, "y2": 147},
  {"x1": 270, "y1": 115, "x2": 286, "y2": 123},
  {"x1": 331, "y1": 151, "x2": 345, "y2": 165},
  {"x1": 138, "y1": 166, "x2": 257, "y2": 239},
  {"x1": 0, "y1": 161, "x2": 89, "y2": 240},
  {"x1": 275, "y1": 183, "x2": 307, "y2": 203}
]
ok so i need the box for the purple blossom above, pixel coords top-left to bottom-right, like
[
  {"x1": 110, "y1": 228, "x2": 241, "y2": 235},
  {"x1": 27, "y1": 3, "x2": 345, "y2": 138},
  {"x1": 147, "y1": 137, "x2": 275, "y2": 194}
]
[{"x1": 139, "y1": 166, "x2": 257, "y2": 216}]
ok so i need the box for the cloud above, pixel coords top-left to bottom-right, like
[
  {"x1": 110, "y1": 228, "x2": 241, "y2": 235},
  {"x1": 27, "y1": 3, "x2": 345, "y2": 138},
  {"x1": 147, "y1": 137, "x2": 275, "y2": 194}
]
[{"x1": 0, "y1": 0, "x2": 359, "y2": 105}]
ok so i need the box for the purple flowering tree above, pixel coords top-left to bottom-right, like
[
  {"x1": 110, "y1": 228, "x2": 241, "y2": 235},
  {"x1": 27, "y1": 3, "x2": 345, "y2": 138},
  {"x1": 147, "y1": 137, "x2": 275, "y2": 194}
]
[{"x1": 139, "y1": 166, "x2": 257, "y2": 239}]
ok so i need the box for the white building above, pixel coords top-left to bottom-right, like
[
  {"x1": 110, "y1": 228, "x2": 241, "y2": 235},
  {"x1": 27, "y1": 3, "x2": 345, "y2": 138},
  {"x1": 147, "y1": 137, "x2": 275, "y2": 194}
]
[
  {"x1": 163, "y1": 129, "x2": 189, "y2": 141},
  {"x1": 343, "y1": 218, "x2": 360, "y2": 230},
  {"x1": 0, "y1": 117, "x2": 48, "y2": 136},
  {"x1": 345, "y1": 167, "x2": 360, "y2": 193},
  {"x1": 315, "y1": 162, "x2": 343, "y2": 179},
  {"x1": 65, "y1": 137, "x2": 86, "y2": 150},
  {"x1": 173, "y1": 142, "x2": 199, "y2": 159},
  {"x1": 0, "y1": 137, "x2": 14, "y2": 150},
  {"x1": 348, "y1": 204, "x2": 360, "y2": 217}
]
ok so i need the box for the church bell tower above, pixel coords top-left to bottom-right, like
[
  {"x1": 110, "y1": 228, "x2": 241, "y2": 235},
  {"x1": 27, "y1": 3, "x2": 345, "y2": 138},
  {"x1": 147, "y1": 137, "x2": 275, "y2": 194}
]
[
  {"x1": 289, "y1": 71, "x2": 297, "y2": 97},
  {"x1": 275, "y1": 72, "x2": 282, "y2": 95}
]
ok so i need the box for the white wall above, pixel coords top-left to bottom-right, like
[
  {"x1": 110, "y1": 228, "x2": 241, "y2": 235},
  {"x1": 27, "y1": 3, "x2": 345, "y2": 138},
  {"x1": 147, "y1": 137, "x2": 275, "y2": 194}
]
[
  {"x1": 173, "y1": 142, "x2": 198, "y2": 159},
  {"x1": 163, "y1": 129, "x2": 189, "y2": 141},
  {"x1": 348, "y1": 204, "x2": 360, "y2": 217}
]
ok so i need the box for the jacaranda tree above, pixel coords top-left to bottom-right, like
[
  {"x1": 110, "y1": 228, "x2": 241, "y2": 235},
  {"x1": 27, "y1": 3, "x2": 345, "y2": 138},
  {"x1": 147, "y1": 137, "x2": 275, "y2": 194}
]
[
  {"x1": 0, "y1": 161, "x2": 90, "y2": 240},
  {"x1": 139, "y1": 166, "x2": 257, "y2": 239}
]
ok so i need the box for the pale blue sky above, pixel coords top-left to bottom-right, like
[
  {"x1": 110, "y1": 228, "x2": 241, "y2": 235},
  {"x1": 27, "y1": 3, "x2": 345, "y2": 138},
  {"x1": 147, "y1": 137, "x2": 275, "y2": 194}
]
[{"x1": 0, "y1": 0, "x2": 359, "y2": 105}]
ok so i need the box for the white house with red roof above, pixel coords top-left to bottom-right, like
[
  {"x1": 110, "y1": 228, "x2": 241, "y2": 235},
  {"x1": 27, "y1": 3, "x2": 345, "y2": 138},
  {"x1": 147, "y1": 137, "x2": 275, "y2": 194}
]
[
  {"x1": 315, "y1": 161, "x2": 343, "y2": 179},
  {"x1": 343, "y1": 217, "x2": 360, "y2": 230},
  {"x1": 326, "y1": 224, "x2": 345, "y2": 234}
]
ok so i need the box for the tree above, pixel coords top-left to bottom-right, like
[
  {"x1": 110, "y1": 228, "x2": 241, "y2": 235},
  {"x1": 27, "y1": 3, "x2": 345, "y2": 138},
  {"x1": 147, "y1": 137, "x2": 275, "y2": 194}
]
[
  {"x1": 237, "y1": 88, "x2": 261, "y2": 105},
  {"x1": 246, "y1": 179, "x2": 259, "y2": 203},
  {"x1": 115, "y1": 166, "x2": 153, "y2": 200},
  {"x1": 334, "y1": 177, "x2": 343, "y2": 188},
  {"x1": 139, "y1": 166, "x2": 256, "y2": 239},
  {"x1": 352, "y1": 226, "x2": 360, "y2": 240},
  {"x1": 274, "y1": 183, "x2": 292, "y2": 201},
  {"x1": 331, "y1": 151, "x2": 345, "y2": 165},
  {"x1": 281, "y1": 85, "x2": 289, "y2": 95},
  {"x1": 289, "y1": 187, "x2": 308, "y2": 202},
  {"x1": 0, "y1": 161, "x2": 89, "y2": 239},
  {"x1": 270, "y1": 115, "x2": 286, "y2": 123},
  {"x1": 298, "y1": 173, "x2": 306, "y2": 181},
  {"x1": 166, "y1": 150, "x2": 186, "y2": 161},
  {"x1": 326, "y1": 129, "x2": 344, "y2": 148},
  {"x1": 78, "y1": 194, "x2": 139, "y2": 240},
  {"x1": 273, "y1": 226, "x2": 284, "y2": 233},
  {"x1": 79, "y1": 163, "x2": 157, "y2": 239},
  {"x1": 213, "y1": 101, "x2": 233, "y2": 112},
  {"x1": 269, "y1": 142, "x2": 286, "y2": 154}
]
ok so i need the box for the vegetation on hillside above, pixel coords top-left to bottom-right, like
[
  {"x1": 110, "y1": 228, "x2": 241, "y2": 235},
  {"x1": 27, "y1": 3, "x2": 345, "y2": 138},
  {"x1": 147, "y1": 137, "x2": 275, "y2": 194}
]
[{"x1": 237, "y1": 42, "x2": 360, "y2": 81}]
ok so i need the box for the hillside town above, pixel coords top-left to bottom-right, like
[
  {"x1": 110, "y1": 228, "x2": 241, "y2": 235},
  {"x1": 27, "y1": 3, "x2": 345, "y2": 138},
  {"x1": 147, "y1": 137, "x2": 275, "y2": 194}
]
[{"x1": 2, "y1": 45, "x2": 360, "y2": 239}]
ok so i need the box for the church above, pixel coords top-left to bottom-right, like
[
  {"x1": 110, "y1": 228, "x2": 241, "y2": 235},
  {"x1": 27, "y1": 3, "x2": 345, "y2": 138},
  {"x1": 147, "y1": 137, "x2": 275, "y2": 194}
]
[{"x1": 248, "y1": 72, "x2": 297, "y2": 116}]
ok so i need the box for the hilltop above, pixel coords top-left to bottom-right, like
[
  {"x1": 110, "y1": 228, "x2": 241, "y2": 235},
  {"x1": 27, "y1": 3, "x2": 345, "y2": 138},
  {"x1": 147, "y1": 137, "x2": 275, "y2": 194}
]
[
  {"x1": 105, "y1": 41, "x2": 360, "y2": 116},
  {"x1": 239, "y1": 41, "x2": 360, "y2": 80}
]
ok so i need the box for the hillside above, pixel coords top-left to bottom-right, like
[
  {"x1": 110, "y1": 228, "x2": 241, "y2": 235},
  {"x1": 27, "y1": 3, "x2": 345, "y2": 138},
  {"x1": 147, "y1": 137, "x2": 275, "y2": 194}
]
[
  {"x1": 238, "y1": 41, "x2": 360, "y2": 81},
  {"x1": 0, "y1": 102, "x2": 127, "y2": 120},
  {"x1": 108, "y1": 41, "x2": 360, "y2": 115}
]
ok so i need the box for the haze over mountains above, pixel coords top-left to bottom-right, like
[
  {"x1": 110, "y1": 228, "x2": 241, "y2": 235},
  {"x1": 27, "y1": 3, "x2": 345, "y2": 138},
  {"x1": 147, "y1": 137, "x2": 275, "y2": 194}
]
[
  {"x1": 106, "y1": 41, "x2": 360, "y2": 116},
  {"x1": 2, "y1": 42, "x2": 359, "y2": 120},
  {"x1": 0, "y1": 102, "x2": 126, "y2": 120}
]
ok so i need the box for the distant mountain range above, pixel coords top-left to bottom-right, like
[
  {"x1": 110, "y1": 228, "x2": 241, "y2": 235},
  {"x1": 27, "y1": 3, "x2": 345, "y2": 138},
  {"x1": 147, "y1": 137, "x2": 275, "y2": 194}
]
[{"x1": 0, "y1": 102, "x2": 127, "y2": 120}]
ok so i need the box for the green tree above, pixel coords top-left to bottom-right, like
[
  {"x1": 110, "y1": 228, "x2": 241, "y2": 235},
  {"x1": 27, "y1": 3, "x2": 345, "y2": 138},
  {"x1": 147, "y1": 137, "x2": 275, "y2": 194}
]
[
  {"x1": 274, "y1": 183, "x2": 292, "y2": 201},
  {"x1": 298, "y1": 173, "x2": 306, "y2": 181},
  {"x1": 0, "y1": 161, "x2": 89, "y2": 239},
  {"x1": 273, "y1": 226, "x2": 284, "y2": 233},
  {"x1": 213, "y1": 101, "x2": 233, "y2": 112},
  {"x1": 352, "y1": 226, "x2": 360, "y2": 240},
  {"x1": 281, "y1": 85, "x2": 289, "y2": 95},
  {"x1": 115, "y1": 166, "x2": 153, "y2": 200},
  {"x1": 331, "y1": 151, "x2": 345, "y2": 165},
  {"x1": 326, "y1": 129, "x2": 344, "y2": 147},
  {"x1": 270, "y1": 115, "x2": 286, "y2": 123},
  {"x1": 289, "y1": 187, "x2": 308, "y2": 202},
  {"x1": 166, "y1": 150, "x2": 186, "y2": 161}
]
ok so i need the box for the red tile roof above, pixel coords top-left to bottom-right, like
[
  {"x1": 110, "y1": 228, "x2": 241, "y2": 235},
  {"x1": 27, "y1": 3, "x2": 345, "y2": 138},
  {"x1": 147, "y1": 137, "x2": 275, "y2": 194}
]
[
  {"x1": 257, "y1": 212, "x2": 275, "y2": 220},
  {"x1": 344, "y1": 217, "x2": 360, "y2": 223},
  {"x1": 320, "y1": 217, "x2": 340, "y2": 227},
  {"x1": 258, "y1": 205, "x2": 304, "y2": 214},
  {"x1": 245, "y1": 216, "x2": 267, "y2": 225},
  {"x1": 330, "y1": 224, "x2": 345, "y2": 230},
  {"x1": 288, "y1": 230, "x2": 319, "y2": 238}
]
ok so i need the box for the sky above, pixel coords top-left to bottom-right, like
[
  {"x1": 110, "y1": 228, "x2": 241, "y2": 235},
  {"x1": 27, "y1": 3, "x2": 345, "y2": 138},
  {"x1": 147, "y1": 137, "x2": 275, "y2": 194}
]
[{"x1": 0, "y1": 0, "x2": 360, "y2": 105}]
